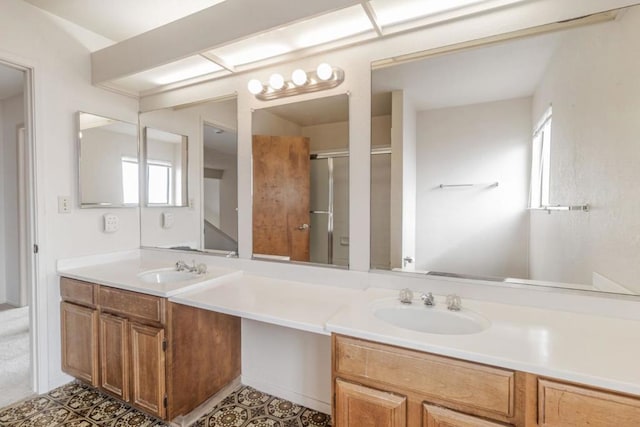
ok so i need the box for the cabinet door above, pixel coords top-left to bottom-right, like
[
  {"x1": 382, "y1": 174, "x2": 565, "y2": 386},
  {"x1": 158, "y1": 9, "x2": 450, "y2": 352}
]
[
  {"x1": 99, "y1": 313, "x2": 129, "y2": 401},
  {"x1": 130, "y1": 322, "x2": 166, "y2": 419},
  {"x1": 423, "y1": 404, "x2": 507, "y2": 427},
  {"x1": 335, "y1": 379, "x2": 407, "y2": 427},
  {"x1": 61, "y1": 302, "x2": 98, "y2": 385}
]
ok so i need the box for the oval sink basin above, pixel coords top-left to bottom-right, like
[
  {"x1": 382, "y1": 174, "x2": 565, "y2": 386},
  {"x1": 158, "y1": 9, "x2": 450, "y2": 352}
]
[
  {"x1": 138, "y1": 269, "x2": 199, "y2": 284},
  {"x1": 373, "y1": 304, "x2": 489, "y2": 335}
]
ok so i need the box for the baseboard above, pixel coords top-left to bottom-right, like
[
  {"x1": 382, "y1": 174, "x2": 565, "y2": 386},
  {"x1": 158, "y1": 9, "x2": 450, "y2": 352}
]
[{"x1": 241, "y1": 375, "x2": 331, "y2": 415}]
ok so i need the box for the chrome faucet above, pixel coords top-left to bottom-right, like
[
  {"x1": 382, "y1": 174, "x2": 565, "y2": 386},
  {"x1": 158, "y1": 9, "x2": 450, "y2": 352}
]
[
  {"x1": 446, "y1": 294, "x2": 462, "y2": 311},
  {"x1": 176, "y1": 260, "x2": 207, "y2": 274},
  {"x1": 421, "y1": 292, "x2": 435, "y2": 306}
]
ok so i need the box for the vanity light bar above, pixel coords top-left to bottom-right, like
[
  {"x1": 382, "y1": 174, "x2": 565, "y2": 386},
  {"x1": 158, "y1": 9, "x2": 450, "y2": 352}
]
[{"x1": 248, "y1": 64, "x2": 345, "y2": 101}]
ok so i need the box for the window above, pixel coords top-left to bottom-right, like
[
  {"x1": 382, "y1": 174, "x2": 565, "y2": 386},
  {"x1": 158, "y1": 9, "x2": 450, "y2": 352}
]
[
  {"x1": 530, "y1": 106, "x2": 552, "y2": 208},
  {"x1": 121, "y1": 157, "x2": 139, "y2": 204},
  {"x1": 147, "y1": 160, "x2": 172, "y2": 205}
]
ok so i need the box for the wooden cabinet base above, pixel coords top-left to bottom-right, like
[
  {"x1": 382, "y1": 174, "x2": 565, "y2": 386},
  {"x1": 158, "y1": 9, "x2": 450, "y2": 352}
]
[{"x1": 60, "y1": 277, "x2": 241, "y2": 422}]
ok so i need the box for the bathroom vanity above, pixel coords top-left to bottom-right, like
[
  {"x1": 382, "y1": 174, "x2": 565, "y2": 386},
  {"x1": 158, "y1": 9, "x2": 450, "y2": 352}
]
[
  {"x1": 57, "y1": 254, "x2": 640, "y2": 426},
  {"x1": 59, "y1": 276, "x2": 240, "y2": 420},
  {"x1": 332, "y1": 335, "x2": 640, "y2": 426}
]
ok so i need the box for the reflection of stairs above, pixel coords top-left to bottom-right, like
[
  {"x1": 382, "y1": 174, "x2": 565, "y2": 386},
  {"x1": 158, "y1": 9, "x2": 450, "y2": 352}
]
[{"x1": 204, "y1": 219, "x2": 238, "y2": 251}]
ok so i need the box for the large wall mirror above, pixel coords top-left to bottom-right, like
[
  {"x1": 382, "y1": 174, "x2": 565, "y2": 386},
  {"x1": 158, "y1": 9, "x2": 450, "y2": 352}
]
[
  {"x1": 77, "y1": 112, "x2": 138, "y2": 207},
  {"x1": 252, "y1": 94, "x2": 349, "y2": 267},
  {"x1": 139, "y1": 97, "x2": 238, "y2": 251},
  {"x1": 371, "y1": 5, "x2": 640, "y2": 295}
]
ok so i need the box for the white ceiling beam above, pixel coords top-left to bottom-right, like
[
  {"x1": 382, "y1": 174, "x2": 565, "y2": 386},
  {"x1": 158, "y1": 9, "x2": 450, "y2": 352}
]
[
  {"x1": 361, "y1": 1, "x2": 383, "y2": 36},
  {"x1": 91, "y1": 0, "x2": 362, "y2": 84},
  {"x1": 200, "y1": 52, "x2": 236, "y2": 73}
]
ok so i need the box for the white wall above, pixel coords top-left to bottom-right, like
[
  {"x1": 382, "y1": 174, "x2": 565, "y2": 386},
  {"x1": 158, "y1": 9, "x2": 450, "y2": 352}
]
[
  {"x1": 203, "y1": 147, "x2": 238, "y2": 240},
  {"x1": 415, "y1": 97, "x2": 531, "y2": 278},
  {"x1": 3, "y1": 93, "x2": 25, "y2": 306},
  {"x1": 530, "y1": 8, "x2": 640, "y2": 292},
  {"x1": 0, "y1": 0, "x2": 140, "y2": 391}
]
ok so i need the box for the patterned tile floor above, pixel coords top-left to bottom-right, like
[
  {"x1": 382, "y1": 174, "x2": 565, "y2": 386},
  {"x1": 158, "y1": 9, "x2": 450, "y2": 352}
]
[{"x1": 0, "y1": 382, "x2": 332, "y2": 427}]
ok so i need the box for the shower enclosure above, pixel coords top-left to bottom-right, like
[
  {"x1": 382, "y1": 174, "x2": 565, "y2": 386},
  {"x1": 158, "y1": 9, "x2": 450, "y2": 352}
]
[{"x1": 309, "y1": 153, "x2": 349, "y2": 266}]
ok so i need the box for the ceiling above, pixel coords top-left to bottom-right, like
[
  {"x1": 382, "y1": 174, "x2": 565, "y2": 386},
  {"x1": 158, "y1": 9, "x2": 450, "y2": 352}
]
[
  {"x1": 23, "y1": 0, "x2": 227, "y2": 43},
  {"x1": 22, "y1": 0, "x2": 529, "y2": 96},
  {"x1": 204, "y1": 124, "x2": 237, "y2": 155}
]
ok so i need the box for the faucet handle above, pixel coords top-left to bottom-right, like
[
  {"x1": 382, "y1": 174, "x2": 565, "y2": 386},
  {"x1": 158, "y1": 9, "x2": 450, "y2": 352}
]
[
  {"x1": 175, "y1": 260, "x2": 187, "y2": 271},
  {"x1": 399, "y1": 288, "x2": 414, "y2": 304},
  {"x1": 421, "y1": 292, "x2": 435, "y2": 306},
  {"x1": 446, "y1": 294, "x2": 462, "y2": 311},
  {"x1": 196, "y1": 263, "x2": 207, "y2": 274}
]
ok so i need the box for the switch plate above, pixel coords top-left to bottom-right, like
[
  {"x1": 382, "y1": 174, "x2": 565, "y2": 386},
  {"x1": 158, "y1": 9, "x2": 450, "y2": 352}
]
[
  {"x1": 58, "y1": 196, "x2": 71, "y2": 213},
  {"x1": 103, "y1": 214, "x2": 119, "y2": 233}
]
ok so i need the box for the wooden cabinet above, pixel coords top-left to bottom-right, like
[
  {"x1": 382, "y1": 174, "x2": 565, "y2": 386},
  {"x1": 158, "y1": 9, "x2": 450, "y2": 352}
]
[
  {"x1": 423, "y1": 404, "x2": 507, "y2": 427},
  {"x1": 99, "y1": 313, "x2": 129, "y2": 400},
  {"x1": 61, "y1": 301, "x2": 98, "y2": 386},
  {"x1": 335, "y1": 379, "x2": 407, "y2": 427},
  {"x1": 60, "y1": 277, "x2": 241, "y2": 421},
  {"x1": 130, "y1": 323, "x2": 165, "y2": 417},
  {"x1": 333, "y1": 334, "x2": 640, "y2": 427},
  {"x1": 538, "y1": 378, "x2": 640, "y2": 427},
  {"x1": 333, "y1": 334, "x2": 535, "y2": 427}
]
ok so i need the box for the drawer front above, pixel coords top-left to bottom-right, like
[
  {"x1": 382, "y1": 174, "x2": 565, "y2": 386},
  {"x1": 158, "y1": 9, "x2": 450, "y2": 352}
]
[
  {"x1": 538, "y1": 379, "x2": 640, "y2": 427},
  {"x1": 334, "y1": 335, "x2": 515, "y2": 418},
  {"x1": 60, "y1": 277, "x2": 96, "y2": 307},
  {"x1": 423, "y1": 403, "x2": 509, "y2": 427},
  {"x1": 99, "y1": 286, "x2": 165, "y2": 325}
]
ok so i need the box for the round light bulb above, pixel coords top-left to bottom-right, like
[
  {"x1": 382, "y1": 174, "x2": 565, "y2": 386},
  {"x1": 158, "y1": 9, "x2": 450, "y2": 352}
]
[
  {"x1": 269, "y1": 73, "x2": 285, "y2": 90},
  {"x1": 316, "y1": 63, "x2": 333, "y2": 81},
  {"x1": 247, "y1": 79, "x2": 264, "y2": 95},
  {"x1": 291, "y1": 69, "x2": 308, "y2": 86}
]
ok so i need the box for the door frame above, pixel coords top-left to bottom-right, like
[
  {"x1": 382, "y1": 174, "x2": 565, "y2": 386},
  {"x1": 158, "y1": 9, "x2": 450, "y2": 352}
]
[{"x1": 0, "y1": 55, "x2": 41, "y2": 394}]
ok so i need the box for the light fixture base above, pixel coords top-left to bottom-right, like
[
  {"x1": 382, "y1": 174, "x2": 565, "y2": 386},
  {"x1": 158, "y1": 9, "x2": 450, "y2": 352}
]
[{"x1": 255, "y1": 68, "x2": 344, "y2": 101}]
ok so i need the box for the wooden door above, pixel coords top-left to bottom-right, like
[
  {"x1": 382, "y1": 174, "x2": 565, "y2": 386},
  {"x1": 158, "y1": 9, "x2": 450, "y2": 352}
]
[
  {"x1": 252, "y1": 135, "x2": 310, "y2": 261},
  {"x1": 423, "y1": 404, "x2": 506, "y2": 427},
  {"x1": 99, "y1": 313, "x2": 129, "y2": 401},
  {"x1": 335, "y1": 379, "x2": 407, "y2": 427},
  {"x1": 61, "y1": 302, "x2": 99, "y2": 386},
  {"x1": 130, "y1": 322, "x2": 166, "y2": 419}
]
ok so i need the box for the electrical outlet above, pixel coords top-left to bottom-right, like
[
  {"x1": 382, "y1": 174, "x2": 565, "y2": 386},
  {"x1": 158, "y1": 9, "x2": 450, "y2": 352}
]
[
  {"x1": 162, "y1": 212, "x2": 174, "y2": 229},
  {"x1": 58, "y1": 196, "x2": 71, "y2": 213},
  {"x1": 103, "y1": 214, "x2": 119, "y2": 233}
]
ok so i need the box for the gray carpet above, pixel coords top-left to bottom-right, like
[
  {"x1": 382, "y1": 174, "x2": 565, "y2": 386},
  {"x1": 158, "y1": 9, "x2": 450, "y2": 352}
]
[{"x1": 0, "y1": 305, "x2": 32, "y2": 408}]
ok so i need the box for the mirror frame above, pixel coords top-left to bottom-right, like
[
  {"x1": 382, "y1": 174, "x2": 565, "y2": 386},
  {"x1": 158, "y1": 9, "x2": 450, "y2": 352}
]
[{"x1": 77, "y1": 111, "x2": 139, "y2": 208}]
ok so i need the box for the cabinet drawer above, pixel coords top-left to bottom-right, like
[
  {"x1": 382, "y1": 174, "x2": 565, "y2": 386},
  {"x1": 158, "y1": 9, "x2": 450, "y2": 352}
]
[
  {"x1": 60, "y1": 277, "x2": 96, "y2": 307},
  {"x1": 334, "y1": 335, "x2": 515, "y2": 418},
  {"x1": 99, "y1": 286, "x2": 165, "y2": 325},
  {"x1": 538, "y1": 378, "x2": 640, "y2": 426},
  {"x1": 423, "y1": 403, "x2": 509, "y2": 427}
]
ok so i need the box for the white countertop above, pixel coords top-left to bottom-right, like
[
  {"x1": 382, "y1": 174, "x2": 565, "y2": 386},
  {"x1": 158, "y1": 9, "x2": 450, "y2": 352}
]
[
  {"x1": 327, "y1": 287, "x2": 640, "y2": 396},
  {"x1": 57, "y1": 255, "x2": 640, "y2": 396},
  {"x1": 58, "y1": 258, "x2": 241, "y2": 297},
  {"x1": 170, "y1": 273, "x2": 361, "y2": 335}
]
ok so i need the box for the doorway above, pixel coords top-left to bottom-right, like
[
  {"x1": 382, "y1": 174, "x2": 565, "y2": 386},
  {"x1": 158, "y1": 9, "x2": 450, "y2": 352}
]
[{"x1": 0, "y1": 59, "x2": 36, "y2": 407}]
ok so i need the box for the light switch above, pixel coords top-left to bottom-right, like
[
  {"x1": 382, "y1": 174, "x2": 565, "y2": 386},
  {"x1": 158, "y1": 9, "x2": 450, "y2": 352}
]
[
  {"x1": 58, "y1": 196, "x2": 71, "y2": 213},
  {"x1": 162, "y1": 212, "x2": 174, "y2": 229},
  {"x1": 103, "y1": 214, "x2": 119, "y2": 233}
]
